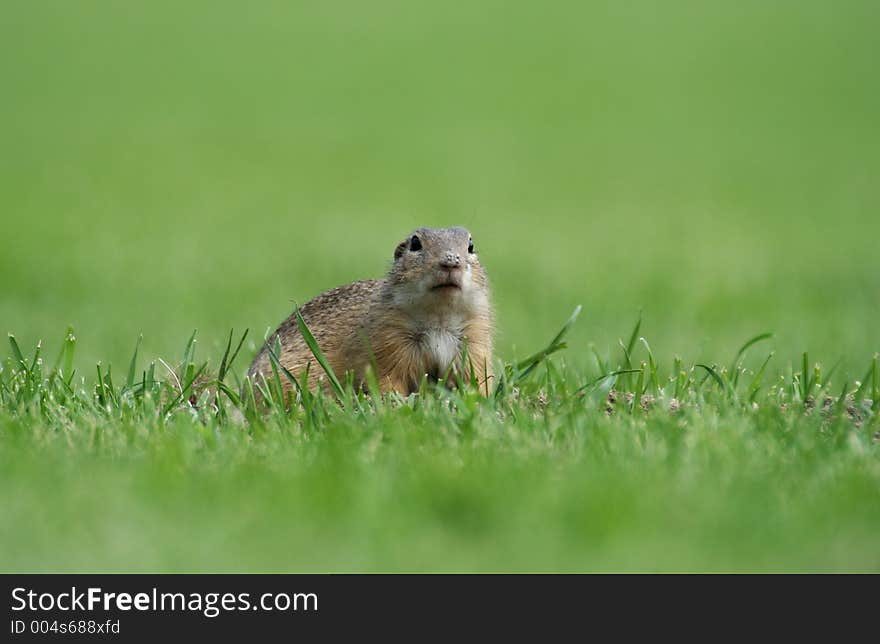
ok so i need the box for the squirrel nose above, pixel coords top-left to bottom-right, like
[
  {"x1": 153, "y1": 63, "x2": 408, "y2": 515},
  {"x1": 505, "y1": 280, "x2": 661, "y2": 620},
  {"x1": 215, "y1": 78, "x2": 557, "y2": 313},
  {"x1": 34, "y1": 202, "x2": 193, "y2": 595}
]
[{"x1": 440, "y1": 251, "x2": 461, "y2": 269}]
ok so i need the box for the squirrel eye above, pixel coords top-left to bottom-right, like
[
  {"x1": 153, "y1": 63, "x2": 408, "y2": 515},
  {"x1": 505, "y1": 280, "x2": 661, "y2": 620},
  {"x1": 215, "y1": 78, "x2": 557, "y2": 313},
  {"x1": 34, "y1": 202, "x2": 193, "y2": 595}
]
[
  {"x1": 409, "y1": 235, "x2": 422, "y2": 251},
  {"x1": 468, "y1": 239, "x2": 474, "y2": 254}
]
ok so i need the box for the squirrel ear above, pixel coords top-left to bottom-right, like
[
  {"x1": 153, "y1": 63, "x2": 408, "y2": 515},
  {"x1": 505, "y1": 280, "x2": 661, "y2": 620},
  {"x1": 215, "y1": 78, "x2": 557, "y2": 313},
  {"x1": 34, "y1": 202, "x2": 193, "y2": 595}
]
[{"x1": 393, "y1": 240, "x2": 407, "y2": 260}]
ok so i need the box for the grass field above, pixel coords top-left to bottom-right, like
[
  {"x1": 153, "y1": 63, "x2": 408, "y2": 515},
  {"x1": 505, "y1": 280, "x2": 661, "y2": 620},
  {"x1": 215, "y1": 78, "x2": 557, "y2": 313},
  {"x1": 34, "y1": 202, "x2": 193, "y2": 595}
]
[{"x1": 2, "y1": 1, "x2": 879, "y2": 571}]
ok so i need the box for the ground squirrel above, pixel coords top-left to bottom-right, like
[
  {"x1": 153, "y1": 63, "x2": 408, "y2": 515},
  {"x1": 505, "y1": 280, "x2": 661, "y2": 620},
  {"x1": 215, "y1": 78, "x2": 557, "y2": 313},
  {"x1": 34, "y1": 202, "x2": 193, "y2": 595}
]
[{"x1": 248, "y1": 226, "x2": 493, "y2": 396}]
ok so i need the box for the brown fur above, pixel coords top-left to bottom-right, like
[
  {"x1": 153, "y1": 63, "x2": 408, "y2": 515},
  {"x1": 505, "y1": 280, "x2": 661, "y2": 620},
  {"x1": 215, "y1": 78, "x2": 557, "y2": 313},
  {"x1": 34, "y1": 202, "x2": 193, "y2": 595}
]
[{"x1": 249, "y1": 226, "x2": 493, "y2": 396}]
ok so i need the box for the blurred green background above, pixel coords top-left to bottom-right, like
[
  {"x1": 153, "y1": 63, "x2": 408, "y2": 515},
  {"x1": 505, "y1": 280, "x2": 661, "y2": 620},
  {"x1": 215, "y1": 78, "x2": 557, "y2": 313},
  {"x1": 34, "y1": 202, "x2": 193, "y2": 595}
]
[{"x1": 2, "y1": 1, "x2": 878, "y2": 373}]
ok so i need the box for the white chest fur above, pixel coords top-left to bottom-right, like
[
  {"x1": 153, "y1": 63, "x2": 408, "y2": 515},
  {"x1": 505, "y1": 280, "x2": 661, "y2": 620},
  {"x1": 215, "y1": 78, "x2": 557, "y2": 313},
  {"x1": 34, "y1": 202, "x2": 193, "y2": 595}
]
[{"x1": 422, "y1": 327, "x2": 461, "y2": 375}]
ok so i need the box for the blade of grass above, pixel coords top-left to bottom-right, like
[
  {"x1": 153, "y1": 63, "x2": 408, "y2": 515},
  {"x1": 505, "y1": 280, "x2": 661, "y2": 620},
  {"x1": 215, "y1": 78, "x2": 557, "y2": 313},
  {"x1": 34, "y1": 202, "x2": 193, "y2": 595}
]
[
  {"x1": 51, "y1": 326, "x2": 74, "y2": 375},
  {"x1": 217, "y1": 381, "x2": 241, "y2": 406},
  {"x1": 854, "y1": 362, "x2": 873, "y2": 404},
  {"x1": 218, "y1": 329, "x2": 249, "y2": 383},
  {"x1": 512, "y1": 305, "x2": 582, "y2": 385},
  {"x1": 181, "y1": 330, "x2": 197, "y2": 374},
  {"x1": 590, "y1": 345, "x2": 607, "y2": 375},
  {"x1": 268, "y1": 336, "x2": 287, "y2": 406},
  {"x1": 62, "y1": 329, "x2": 76, "y2": 382},
  {"x1": 145, "y1": 361, "x2": 156, "y2": 392},
  {"x1": 575, "y1": 369, "x2": 642, "y2": 396},
  {"x1": 619, "y1": 311, "x2": 641, "y2": 392},
  {"x1": 673, "y1": 357, "x2": 685, "y2": 399},
  {"x1": 95, "y1": 363, "x2": 106, "y2": 406},
  {"x1": 161, "y1": 362, "x2": 208, "y2": 416},
  {"x1": 625, "y1": 310, "x2": 642, "y2": 359},
  {"x1": 295, "y1": 308, "x2": 344, "y2": 400},
  {"x1": 820, "y1": 358, "x2": 841, "y2": 392},
  {"x1": 262, "y1": 337, "x2": 305, "y2": 399},
  {"x1": 8, "y1": 334, "x2": 27, "y2": 372},
  {"x1": 639, "y1": 337, "x2": 659, "y2": 393},
  {"x1": 728, "y1": 331, "x2": 774, "y2": 375},
  {"x1": 870, "y1": 354, "x2": 878, "y2": 412},
  {"x1": 834, "y1": 380, "x2": 849, "y2": 415},
  {"x1": 631, "y1": 365, "x2": 645, "y2": 413},
  {"x1": 748, "y1": 352, "x2": 775, "y2": 403},
  {"x1": 801, "y1": 352, "x2": 812, "y2": 401},
  {"x1": 126, "y1": 335, "x2": 142, "y2": 389},
  {"x1": 102, "y1": 365, "x2": 119, "y2": 408},
  {"x1": 696, "y1": 363, "x2": 727, "y2": 393},
  {"x1": 28, "y1": 341, "x2": 42, "y2": 377},
  {"x1": 618, "y1": 339, "x2": 632, "y2": 370}
]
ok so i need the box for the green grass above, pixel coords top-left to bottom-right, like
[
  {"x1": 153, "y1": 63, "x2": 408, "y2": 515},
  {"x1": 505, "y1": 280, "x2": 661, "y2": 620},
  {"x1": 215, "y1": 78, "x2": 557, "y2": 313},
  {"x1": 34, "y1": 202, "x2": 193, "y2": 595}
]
[
  {"x1": 1, "y1": 1, "x2": 879, "y2": 571},
  {"x1": 2, "y1": 317, "x2": 878, "y2": 572}
]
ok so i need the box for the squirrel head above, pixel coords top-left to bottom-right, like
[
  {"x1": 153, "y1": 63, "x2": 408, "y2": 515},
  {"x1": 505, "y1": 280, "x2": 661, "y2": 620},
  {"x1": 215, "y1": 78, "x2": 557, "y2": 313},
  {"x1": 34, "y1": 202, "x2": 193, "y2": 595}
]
[{"x1": 387, "y1": 226, "x2": 490, "y2": 316}]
